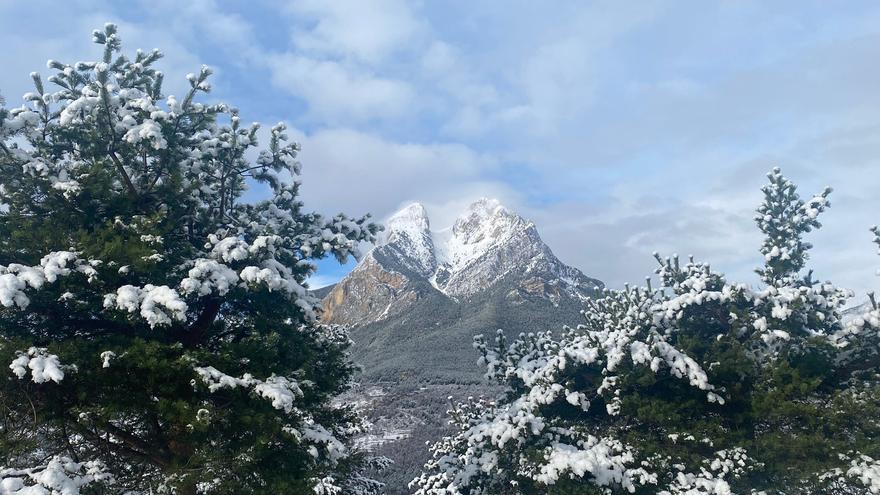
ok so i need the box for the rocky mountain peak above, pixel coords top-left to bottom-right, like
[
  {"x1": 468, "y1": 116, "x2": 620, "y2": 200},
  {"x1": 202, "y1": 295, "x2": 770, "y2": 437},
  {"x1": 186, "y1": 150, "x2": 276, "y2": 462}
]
[
  {"x1": 447, "y1": 198, "x2": 524, "y2": 248},
  {"x1": 323, "y1": 200, "x2": 605, "y2": 493},
  {"x1": 376, "y1": 202, "x2": 436, "y2": 277},
  {"x1": 384, "y1": 202, "x2": 431, "y2": 242},
  {"x1": 321, "y1": 199, "x2": 603, "y2": 327},
  {"x1": 452, "y1": 198, "x2": 507, "y2": 233}
]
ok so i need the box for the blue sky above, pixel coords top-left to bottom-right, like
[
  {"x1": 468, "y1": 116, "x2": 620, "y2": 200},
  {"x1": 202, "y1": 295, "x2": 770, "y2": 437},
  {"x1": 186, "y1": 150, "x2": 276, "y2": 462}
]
[{"x1": 2, "y1": 0, "x2": 880, "y2": 295}]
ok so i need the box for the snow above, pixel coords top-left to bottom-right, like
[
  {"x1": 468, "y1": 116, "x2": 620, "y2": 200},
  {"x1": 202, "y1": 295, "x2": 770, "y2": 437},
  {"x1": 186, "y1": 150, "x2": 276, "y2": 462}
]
[
  {"x1": 658, "y1": 448, "x2": 755, "y2": 495},
  {"x1": 239, "y1": 264, "x2": 297, "y2": 293},
  {"x1": 194, "y1": 366, "x2": 256, "y2": 392},
  {"x1": 100, "y1": 351, "x2": 116, "y2": 369},
  {"x1": 253, "y1": 375, "x2": 304, "y2": 413},
  {"x1": 122, "y1": 119, "x2": 167, "y2": 149},
  {"x1": 0, "y1": 273, "x2": 33, "y2": 309},
  {"x1": 653, "y1": 341, "x2": 714, "y2": 392},
  {"x1": 379, "y1": 203, "x2": 436, "y2": 275},
  {"x1": 193, "y1": 366, "x2": 304, "y2": 413},
  {"x1": 312, "y1": 476, "x2": 343, "y2": 495},
  {"x1": 9, "y1": 347, "x2": 65, "y2": 383},
  {"x1": 384, "y1": 203, "x2": 431, "y2": 243},
  {"x1": 238, "y1": 261, "x2": 314, "y2": 320},
  {"x1": 753, "y1": 317, "x2": 768, "y2": 332},
  {"x1": 0, "y1": 106, "x2": 40, "y2": 134},
  {"x1": 22, "y1": 159, "x2": 83, "y2": 198},
  {"x1": 848, "y1": 455, "x2": 880, "y2": 493},
  {"x1": 301, "y1": 420, "x2": 348, "y2": 464},
  {"x1": 58, "y1": 92, "x2": 101, "y2": 126},
  {"x1": 0, "y1": 251, "x2": 95, "y2": 309},
  {"x1": 535, "y1": 440, "x2": 652, "y2": 489},
  {"x1": 438, "y1": 198, "x2": 514, "y2": 273},
  {"x1": 371, "y1": 198, "x2": 520, "y2": 285},
  {"x1": 180, "y1": 259, "x2": 239, "y2": 296},
  {"x1": 196, "y1": 235, "x2": 316, "y2": 319},
  {"x1": 0, "y1": 456, "x2": 113, "y2": 495},
  {"x1": 208, "y1": 236, "x2": 250, "y2": 262},
  {"x1": 103, "y1": 284, "x2": 187, "y2": 328}
]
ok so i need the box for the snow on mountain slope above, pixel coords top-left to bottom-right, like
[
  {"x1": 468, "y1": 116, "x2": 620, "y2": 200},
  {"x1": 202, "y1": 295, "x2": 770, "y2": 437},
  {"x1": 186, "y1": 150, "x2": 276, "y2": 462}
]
[
  {"x1": 380, "y1": 203, "x2": 436, "y2": 276},
  {"x1": 430, "y1": 198, "x2": 598, "y2": 298},
  {"x1": 320, "y1": 199, "x2": 603, "y2": 326}
]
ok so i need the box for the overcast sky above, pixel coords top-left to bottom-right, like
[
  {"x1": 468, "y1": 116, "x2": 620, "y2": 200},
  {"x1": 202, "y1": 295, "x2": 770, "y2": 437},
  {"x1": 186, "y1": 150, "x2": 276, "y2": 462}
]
[{"x1": 2, "y1": 0, "x2": 879, "y2": 295}]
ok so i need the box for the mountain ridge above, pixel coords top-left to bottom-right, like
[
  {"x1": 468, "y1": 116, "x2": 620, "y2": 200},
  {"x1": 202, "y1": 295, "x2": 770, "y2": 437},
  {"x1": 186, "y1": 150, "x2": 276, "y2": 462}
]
[{"x1": 321, "y1": 198, "x2": 603, "y2": 329}]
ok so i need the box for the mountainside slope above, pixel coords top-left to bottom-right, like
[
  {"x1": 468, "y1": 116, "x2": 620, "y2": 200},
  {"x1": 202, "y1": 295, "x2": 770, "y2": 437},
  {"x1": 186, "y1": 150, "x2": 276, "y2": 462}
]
[{"x1": 346, "y1": 274, "x2": 593, "y2": 382}]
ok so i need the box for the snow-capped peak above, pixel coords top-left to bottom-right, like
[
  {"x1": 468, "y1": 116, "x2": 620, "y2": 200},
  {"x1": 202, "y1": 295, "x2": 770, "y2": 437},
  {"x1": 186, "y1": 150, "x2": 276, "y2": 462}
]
[
  {"x1": 373, "y1": 202, "x2": 437, "y2": 276},
  {"x1": 353, "y1": 198, "x2": 600, "y2": 299},
  {"x1": 435, "y1": 198, "x2": 525, "y2": 270},
  {"x1": 323, "y1": 198, "x2": 603, "y2": 326},
  {"x1": 383, "y1": 202, "x2": 430, "y2": 245},
  {"x1": 452, "y1": 198, "x2": 511, "y2": 235}
]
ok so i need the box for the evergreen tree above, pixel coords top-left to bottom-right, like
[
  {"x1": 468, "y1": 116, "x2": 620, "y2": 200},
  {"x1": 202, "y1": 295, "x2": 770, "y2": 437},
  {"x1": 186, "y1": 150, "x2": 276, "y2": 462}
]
[
  {"x1": 412, "y1": 168, "x2": 880, "y2": 494},
  {"x1": 0, "y1": 24, "x2": 384, "y2": 494}
]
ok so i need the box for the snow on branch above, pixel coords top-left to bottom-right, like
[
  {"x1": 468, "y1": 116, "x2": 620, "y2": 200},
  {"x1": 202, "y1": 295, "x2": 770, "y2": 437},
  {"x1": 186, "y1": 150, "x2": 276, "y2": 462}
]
[
  {"x1": 8, "y1": 347, "x2": 66, "y2": 383},
  {"x1": 847, "y1": 455, "x2": 880, "y2": 494},
  {"x1": 0, "y1": 251, "x2": 98, "y2": 309},
  {"x1": 0, "y1": 456, "x2": 113, "y2": 494},
  {"x1": 103, "y1": 284, "x2": 187, "y2": 328},
  {"x1": 193, "y1": 366, "x2": 304, "y2": 414}
]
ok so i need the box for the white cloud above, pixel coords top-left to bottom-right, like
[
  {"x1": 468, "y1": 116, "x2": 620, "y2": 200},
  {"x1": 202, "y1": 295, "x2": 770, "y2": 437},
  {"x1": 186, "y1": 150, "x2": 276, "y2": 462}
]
[
  {"x1": 261, "y1": 0, "x2": 428, "y2": 124},
  {"x1": 0, "y1": 3, "x2": 203, "y2": 106},
  {"x1": 294, "y1": 127, "x2": 509, "y2": 218},
  {"x1": 283, "y1": 0, "x2": 423, "y2": 63},
  {"x1": 266, "y1": 54, "x2": 415, "y2": 124},
  {"x1": 305, "y1": 273, "x2": 340, "y2": 289}
]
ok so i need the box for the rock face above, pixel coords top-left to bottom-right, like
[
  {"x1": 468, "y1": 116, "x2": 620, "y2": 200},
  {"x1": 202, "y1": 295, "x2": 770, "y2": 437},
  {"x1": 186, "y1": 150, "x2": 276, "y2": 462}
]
[
  {"x1": 320, "y1": 203, "x2": 437, "y2": 328},
  {"x1": 321, "y1": 199, "x2": 603, "y2": 331},
  {"x1": 320, "y1": 199, "x2": 604, "y2": 384},
  {"x1": 319, "y1": 255, "x2": 416, "y2": 327}
]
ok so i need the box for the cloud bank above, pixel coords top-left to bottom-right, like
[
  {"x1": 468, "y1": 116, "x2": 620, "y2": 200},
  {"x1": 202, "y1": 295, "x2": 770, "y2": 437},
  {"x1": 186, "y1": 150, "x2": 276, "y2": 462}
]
[{"x1": 2, "y1": 0, "x2": 879, "y2": 295}]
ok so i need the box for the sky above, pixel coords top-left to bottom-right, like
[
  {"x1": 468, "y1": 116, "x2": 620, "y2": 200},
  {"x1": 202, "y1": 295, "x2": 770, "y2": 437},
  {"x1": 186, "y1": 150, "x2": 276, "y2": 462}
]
[{"x1": 2, "y1": 0, "x2": 880, "y2": 295}]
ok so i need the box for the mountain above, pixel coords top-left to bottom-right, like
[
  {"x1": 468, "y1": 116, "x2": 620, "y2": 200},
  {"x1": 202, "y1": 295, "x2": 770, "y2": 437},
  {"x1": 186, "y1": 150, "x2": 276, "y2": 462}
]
[
  {"x1": 320, "y1": 199, "x2": 603, "y2": 493},
  {"x1": 321, "y1": 198, "x2": 602, "y2": 382},
  {"x1": 322, "y1": 198, "x2": 602, "y2": 331}
]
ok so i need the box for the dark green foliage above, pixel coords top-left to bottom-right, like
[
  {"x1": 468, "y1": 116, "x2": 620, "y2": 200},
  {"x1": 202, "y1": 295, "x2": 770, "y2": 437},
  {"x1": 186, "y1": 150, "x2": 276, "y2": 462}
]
[{"x1": 0, "y1": 24, "x2": 379, "y2": 494}]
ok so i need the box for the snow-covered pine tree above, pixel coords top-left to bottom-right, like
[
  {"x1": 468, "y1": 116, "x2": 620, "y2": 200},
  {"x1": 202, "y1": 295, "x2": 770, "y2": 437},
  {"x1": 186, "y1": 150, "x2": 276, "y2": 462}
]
[
  {"x1": 0, "y1": 24, "x2": 384, "y2": 494},
  {"x1": 412, "y1": 168, "x2": 880, "y2": 494}
]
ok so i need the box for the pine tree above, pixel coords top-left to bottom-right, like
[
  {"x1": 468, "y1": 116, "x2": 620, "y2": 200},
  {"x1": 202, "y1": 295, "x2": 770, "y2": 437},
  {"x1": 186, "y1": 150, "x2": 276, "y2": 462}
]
[
  {"x1": 755, "y1": 167, "x2": 832, "y2": 288},
  {"x1": 0, "y1": 24, "x2": 383, "y2": 494},
  {"x1": 412, "y1": 169, "x2": 880, "y2": 494}
]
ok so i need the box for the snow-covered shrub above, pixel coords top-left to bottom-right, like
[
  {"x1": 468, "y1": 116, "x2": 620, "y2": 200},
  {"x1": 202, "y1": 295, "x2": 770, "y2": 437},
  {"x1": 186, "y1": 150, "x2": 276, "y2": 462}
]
[
  {"x1": 413, "y1": 168, "x2": 880, "y2": 494},
  {"x1": 0, "y1": 24, "x2": 383, "y2": 494}
]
